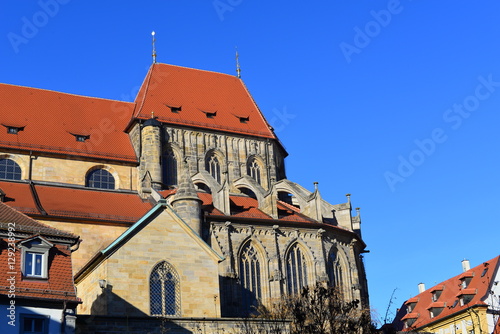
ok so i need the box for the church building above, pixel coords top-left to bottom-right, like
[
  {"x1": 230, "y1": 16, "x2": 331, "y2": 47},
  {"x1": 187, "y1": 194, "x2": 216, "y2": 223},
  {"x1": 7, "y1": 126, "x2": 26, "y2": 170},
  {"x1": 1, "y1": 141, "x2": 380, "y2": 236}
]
[{"x1": 0, "y1": 61, "x2": 369, "y2": 330}]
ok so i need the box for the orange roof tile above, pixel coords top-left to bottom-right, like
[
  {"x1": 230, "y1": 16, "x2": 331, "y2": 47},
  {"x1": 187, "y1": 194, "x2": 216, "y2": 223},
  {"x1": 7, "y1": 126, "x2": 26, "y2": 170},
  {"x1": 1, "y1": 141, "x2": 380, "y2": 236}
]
[
  {"x1": 0, "y1": 201, "x2": 77, "y2": 239},
  {"x1": 0, "y1": 181, "x2": 152, "y2": 223},
  {"x1": 0, "y1": 83, "x2": 137, "y2": 162},
  {"x1": 133, "y1": 63, "x2": 276, "y2": 139},
  {"x1": 0, "y1": 241, "x2": 79, "y2": 303},
  {"x1": 395, "y1": 255, "x2": 500, "y2": 331}
]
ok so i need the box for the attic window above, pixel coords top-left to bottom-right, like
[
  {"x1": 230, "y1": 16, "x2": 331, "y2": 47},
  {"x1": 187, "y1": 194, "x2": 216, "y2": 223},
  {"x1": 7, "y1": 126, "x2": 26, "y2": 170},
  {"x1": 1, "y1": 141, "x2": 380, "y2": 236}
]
[
  {"x1": 429, "y1": 307, "x2": 444, "y2": 318},
  {"x1": 3, "y1": 125, "x2": 24, "y2": 134},
  {"x1": 71, "y1": 133, "x2": 90, "y2": 142},
  {"x1": 461, "y1": 277, "x2": 472, "y2": 289},
  {"x1": 239, "y1": 116, "x2": 249, "y2": 123},
  {"x1": 451, "y1": 299, "x2": 459, "y2": 308},
  {"x1": 20, "y1": 237, "x2": 53, "y2": 279},
  {"x1": 206, "y1": 111, "x2": 216, "y2": 118},
  {"x1": 460, "y1": 295, "x2": 474, "y2": 306},
  {"x1": 165, "y1": 104, "x2": 182, "y2": 113},
  {"x1": 432, "y1": 290, "x2": 442, "y2": 302},
  {"x1": 481, "y1": 268, "x2": 488, "y2": 277}
]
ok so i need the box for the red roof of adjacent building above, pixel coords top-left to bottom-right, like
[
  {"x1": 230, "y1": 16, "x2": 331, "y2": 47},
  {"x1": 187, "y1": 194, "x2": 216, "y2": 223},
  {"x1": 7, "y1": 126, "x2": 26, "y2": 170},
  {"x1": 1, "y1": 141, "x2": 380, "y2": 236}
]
[
  {"x1": 0, "y1": 83, "x2": 137, "y2": 162},
  {"x1": 0, "y1": 202, "x2": 79, "y2": 303},
  {"x1": 133, "y1": 63, "x2": 276, "y2": 139},
  {"x1": 0, "y1": 240, "x2": 80, "y2": 303},
  {"x1": 397, "y1": 255, "x2": 500, "y2": 331},
  {"x1": 0, "y1": 181, "x2": 152, "y2": 224}
]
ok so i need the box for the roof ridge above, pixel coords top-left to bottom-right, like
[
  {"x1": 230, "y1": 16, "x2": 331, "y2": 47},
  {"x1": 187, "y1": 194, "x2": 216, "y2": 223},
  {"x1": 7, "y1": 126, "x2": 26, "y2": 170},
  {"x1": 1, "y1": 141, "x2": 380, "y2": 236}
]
[
  {"x1": 154, "y1": 62, "x2": 242, "y2": 78},
  {"x1": 0, "y1": 82, "x2": 135, "y2": 104}
]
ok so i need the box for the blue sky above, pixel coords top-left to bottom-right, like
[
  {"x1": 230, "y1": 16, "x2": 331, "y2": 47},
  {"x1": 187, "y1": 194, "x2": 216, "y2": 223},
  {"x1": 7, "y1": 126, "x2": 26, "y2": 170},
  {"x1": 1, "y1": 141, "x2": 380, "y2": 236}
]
[{"x1": 2, "y1": 0, "x2": 500, "y2": 324}]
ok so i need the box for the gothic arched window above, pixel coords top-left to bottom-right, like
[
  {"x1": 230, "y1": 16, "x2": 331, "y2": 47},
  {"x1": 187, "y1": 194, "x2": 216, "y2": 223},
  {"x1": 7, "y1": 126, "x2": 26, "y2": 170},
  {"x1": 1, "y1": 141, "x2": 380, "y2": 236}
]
[
  {"x1": 247, "y1": 158, "x2": 261, "y2": 185},
  {"x1": 239, "y1": 242, "x2": 262, "y2": 313},
  {"x1": 150, "y1": 261, "x2": 180, "y2": 316},
  {"x1": 163, "y1": 149, "x2": 177, "y2": 186},
  {"x1": 327, "y1": 249, "x2": 343, "y2": 288},
  {"x1": 286, "y1": 243, "x2": 309, "y2": 295},
  {"x1": 206, "y1": 154, "x2": 221, "y2": 183},
  {"x1": 86, "y1": 168, "x2": 115, "y2": 189},
  {"x1": 0, "y1": 159, "x2": 21, "y2": 180}
]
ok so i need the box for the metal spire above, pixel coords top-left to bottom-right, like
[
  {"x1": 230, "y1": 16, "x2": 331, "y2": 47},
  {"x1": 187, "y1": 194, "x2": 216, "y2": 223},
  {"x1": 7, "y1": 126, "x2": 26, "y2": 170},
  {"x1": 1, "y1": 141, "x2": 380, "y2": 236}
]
[
  {"x1": 152, "y1": 31, "x2": 157, "y2": 64},
  {"x1": 235, "y1": 47, "x2": 241, "y2": 78}
]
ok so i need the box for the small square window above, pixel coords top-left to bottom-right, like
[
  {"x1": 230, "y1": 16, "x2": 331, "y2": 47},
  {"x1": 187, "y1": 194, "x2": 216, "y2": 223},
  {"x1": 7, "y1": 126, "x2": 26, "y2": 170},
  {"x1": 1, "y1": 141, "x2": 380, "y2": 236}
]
[{"x1": 21, "y1": 314, "x2": 49, "y2": 334}]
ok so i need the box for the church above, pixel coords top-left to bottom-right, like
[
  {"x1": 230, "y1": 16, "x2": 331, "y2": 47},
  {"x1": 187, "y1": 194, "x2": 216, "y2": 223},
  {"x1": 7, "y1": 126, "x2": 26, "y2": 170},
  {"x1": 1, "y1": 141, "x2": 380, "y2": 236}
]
[{"x1": 0, "y1": 60, "x2": 369, "y2": 332}]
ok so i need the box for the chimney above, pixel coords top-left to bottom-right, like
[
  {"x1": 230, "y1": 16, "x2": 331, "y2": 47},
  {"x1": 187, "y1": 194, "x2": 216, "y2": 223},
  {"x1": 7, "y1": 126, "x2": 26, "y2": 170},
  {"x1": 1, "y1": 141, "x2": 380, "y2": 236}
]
[
  {"x1": 462, "y1": 259, "x2": 471, "y2": 272},
  {"x1": 418, "y1": 283, "x2": 426, "y2": 293}
]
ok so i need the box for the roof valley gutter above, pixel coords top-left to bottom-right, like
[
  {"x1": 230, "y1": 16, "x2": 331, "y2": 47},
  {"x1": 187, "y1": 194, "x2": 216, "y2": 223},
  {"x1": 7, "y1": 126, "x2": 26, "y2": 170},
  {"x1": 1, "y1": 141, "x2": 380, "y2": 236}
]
[{"x1": 28, "y1": 152, "x2": 47, "y2": 215}]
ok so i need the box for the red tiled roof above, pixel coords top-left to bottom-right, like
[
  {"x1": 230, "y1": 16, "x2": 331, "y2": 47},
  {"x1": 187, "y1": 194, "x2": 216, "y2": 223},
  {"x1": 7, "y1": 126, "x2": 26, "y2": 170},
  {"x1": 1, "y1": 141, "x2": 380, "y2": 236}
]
[
  {"x1": 133, "y1": 63, "x2": 276, "y2": 139},
  {"x1": 197, "y1": 192, "x2": 319, "y2": 224},
  {"x1": 0, "y1": 181, "x2": 152, "y2": 223},
  {"x1": 0, "y1": 240, "x2": 79, "y2": 303},
  {"x1": 0, "y1": 201, "x2": 77, "y2": 239},
  {"x1": 0, "y1": 83, "x2": 137, "y2": 162},
  {"x1": 396, "y1": 255, "x2": 500, "y2": 331}
]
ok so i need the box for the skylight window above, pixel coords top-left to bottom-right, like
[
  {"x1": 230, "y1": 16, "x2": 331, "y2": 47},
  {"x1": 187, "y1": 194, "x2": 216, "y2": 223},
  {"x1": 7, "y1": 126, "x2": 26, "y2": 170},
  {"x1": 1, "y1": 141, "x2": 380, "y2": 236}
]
[
  {"x1": 70, "y1": 133, "x2": 90, "y2": 142},
  {"x1": 165, "y1": 104, "x2": 182, "y2": 113},
  {"x1": 2, "y1": 125, "x2": 24, "y2": 134}
]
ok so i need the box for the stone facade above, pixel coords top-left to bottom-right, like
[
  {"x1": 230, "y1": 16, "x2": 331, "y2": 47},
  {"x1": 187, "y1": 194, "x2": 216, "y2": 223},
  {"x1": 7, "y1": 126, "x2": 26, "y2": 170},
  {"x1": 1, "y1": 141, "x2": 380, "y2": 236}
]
[
  {"x1": 0, "y1": 63, "x2": 370, "y2": 332},
  {"x1": 76, "y1": 206, "x2": 222, "y2": 318}
]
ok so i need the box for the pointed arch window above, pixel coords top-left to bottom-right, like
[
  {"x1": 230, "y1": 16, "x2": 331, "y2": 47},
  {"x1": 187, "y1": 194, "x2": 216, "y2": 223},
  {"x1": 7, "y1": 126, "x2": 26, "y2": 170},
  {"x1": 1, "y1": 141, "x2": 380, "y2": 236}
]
[
  {"x1": 150, "y1": 261, "x2": 180, "y2": 316},
  {"x1": 86, "y1": 168, "x2": 115, "y2": 189},
  {"x1": 327, "y1": 249, "x2": 343, "y2": 288},
  {"x1": 247, "y1": 158, "x2": 261, "y2": 185},
  {"x1": 206, "y1": 154, "x2": 221, "y2": 183},
  {"x1": 286, "y1": 243, "x2": 309, "y2": 295},
  {"x1": 239, "y1": 242, "x2": 262, "y2": 313},
  {"x1": 163, "y1": 149, "x2": 178, "y2": 186},
  {"x1": 0, "y1": 159, "x2": 22, "y2": 180}
]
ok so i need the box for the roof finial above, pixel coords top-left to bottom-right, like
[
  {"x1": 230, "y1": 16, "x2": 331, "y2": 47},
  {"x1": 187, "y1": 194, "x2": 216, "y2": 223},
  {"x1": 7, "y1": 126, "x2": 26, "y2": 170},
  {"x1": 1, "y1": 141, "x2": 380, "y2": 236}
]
[
  {"x1": 151, "y1": 111, "x2": 155, "y2": 119},
  {"x1": 235, "y1": 47, "x2": 241, "y2": 78},
  {"x1": 152, "y1": 31, "x2": 157, "y2": 64}
]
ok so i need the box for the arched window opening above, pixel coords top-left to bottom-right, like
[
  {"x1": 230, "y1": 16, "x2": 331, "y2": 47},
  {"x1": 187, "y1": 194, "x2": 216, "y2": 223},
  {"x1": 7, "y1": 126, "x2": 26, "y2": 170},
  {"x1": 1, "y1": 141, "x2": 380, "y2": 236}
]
[
  {"x1": 205, "y1": 154, "x2": 221, "y2": 183},
  {"x1": 277, "y1": 191, "x2": 300, "y2": 209},
  {"x1": 163, "y1": 149, "x2": 177, "y2": 187},
  {"x1": 239, "y1": 187, "x2": 257, "y2": 199},
  {"x1": 286, "y1": 243, "x2": 308, "y2": 295},
  {"x1": 195, "y1": 182, "x2": 211, "y2": 194},
  {"x1": 86, "y1": 169, "x2": 115, "y2": 189},
  {"x1": 327, "y1": 249, "x2": 343, "y2": 288},
  {"x1": 247, "y1": 158, "x2": 261, "y2": 185},
  {"x1": 0, "y1": 159, "x2": 21, "y2": 180},
  {"x1": 150, "y1": 261, "x2": 180, "y2": 316},
  {"x1": 239, "y1": 242, "x2": 262, "y2": 314}
]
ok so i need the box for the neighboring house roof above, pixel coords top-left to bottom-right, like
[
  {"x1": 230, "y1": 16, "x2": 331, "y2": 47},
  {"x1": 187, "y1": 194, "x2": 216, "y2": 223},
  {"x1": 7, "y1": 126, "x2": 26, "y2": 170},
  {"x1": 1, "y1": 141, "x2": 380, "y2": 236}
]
[
  {"x1": 395, "y1": 255, "x2": 500, "y2": 331},
  {"x1": 0, "y1": 202, "x2": 79, "y2": 303},
  {"x1": 0, "y1": 83, "x2": 137, "y2": 162},
  {"x1": 132, "y1": 63, "x2": 277, "y2": 139},
  {"x1": 0, "y1": 201, "x2": 77, "y2": 240},
  {"x1": 0, "y1": 181, "x2": 152, "y2": 224}
]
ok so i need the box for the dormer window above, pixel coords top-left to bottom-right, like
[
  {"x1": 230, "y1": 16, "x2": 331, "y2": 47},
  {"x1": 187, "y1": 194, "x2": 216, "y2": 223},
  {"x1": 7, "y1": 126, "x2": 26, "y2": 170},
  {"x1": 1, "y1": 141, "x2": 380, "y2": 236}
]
[
  {"x1": 429, "y1": 307, "x2": 444, "y2": 318},
  {"x1": 200, "y1": 109, "x2": 217, "y2": 119},
  {"x1": 70, "y1": 133, "x2": 90, "y2": 142},
  {"x1": 20, "y1": 237, "x2": 53, "y2": 279},
  {"x1": 165, "y1": 104, "x2": 182, "y2": 113},
  {"x1": 2, "y1": 124, "x2": 25, "y2": 134},
  {"x1": 431, "y1": 287, "x2": 443, "y2": 302},
  {"x1": 239, "y1": 116, "x2": 249, "y2": 123},
  {"x1": 461, "y1": 277, "x2": 472, "y2": 289}
]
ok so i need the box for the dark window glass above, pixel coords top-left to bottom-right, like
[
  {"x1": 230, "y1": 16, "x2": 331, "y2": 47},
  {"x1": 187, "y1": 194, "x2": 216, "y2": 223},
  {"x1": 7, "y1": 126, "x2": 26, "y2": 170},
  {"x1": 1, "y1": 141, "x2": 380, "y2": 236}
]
[
  {"x1": 0, "y1": 159, "x2": 21, "y2": 180},
  {"x1": 86, "y1": 169, "x2": 115, "y2": 189}
]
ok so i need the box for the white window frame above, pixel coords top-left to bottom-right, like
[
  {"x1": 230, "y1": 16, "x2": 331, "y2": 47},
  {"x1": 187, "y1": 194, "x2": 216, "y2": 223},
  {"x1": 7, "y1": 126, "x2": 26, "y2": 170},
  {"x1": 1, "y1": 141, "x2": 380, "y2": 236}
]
[{"x1": 20, "y1": 237, "x2": 53, "y2": 279}]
